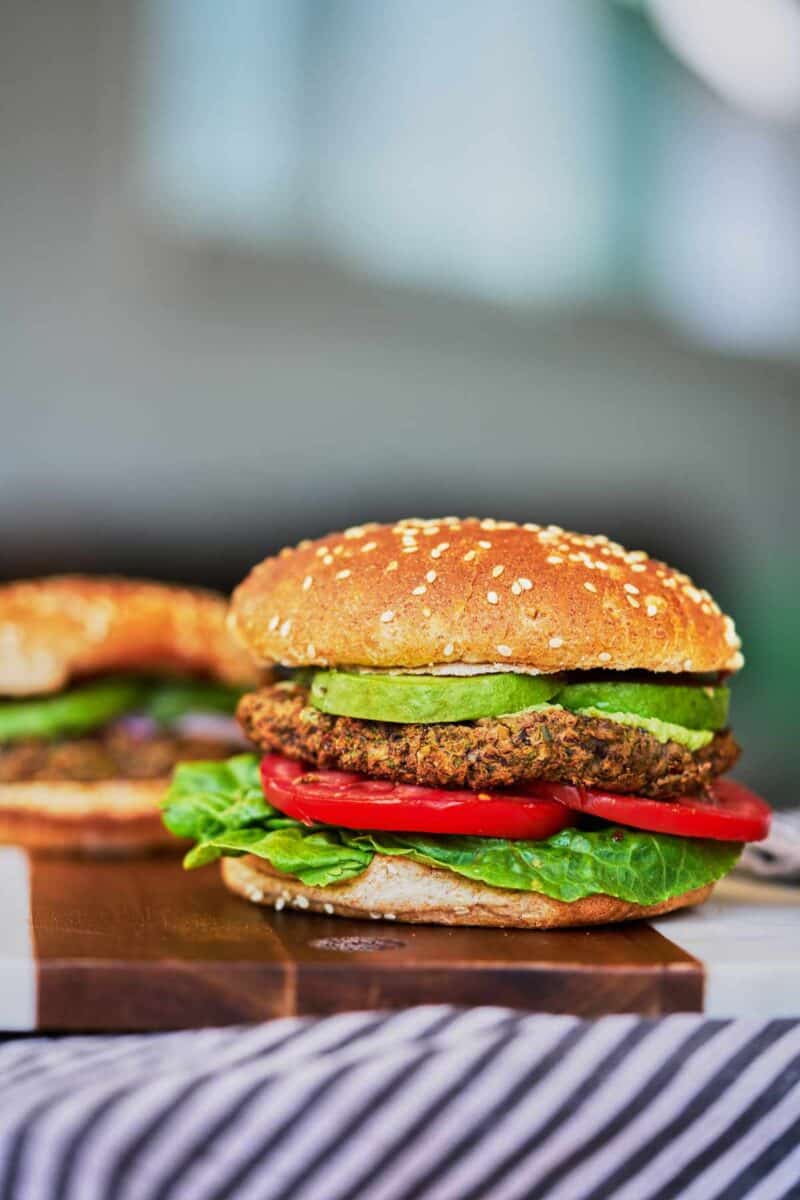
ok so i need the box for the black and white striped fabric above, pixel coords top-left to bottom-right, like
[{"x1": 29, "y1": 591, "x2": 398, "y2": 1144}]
[{"x1": 1, "y1": 1007, "x2": 799, "y2": 1200}]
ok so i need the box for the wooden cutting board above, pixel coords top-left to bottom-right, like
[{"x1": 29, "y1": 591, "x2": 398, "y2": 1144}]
[
  {"x1": 1, "y1": 848, "x2": 797, "y2": 1031},
  {"x1": 0, "y1": 847, "x2": 706, "y2": 1030}
]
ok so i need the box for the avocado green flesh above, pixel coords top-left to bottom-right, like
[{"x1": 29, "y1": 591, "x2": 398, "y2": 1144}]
[
  {"x1": 143, "y1": 680, "x2": 243, "y2": 723},
  {"x1": 0, "y1": 678, "x2": 245, "y2": 744},
  {"x1": 307, "y1": 670, "x2": 729, "y2": 744},
  {"x1": 558, "y1": 681, "x2": 728, "y2": 732},
  {"x1": 310, "y1": 671, "x2": 562, "y2": 724},
  {"x1": 573, "y1": 707, "x2": 714, "y2": 751},
  {"x1": 0, "y1": 679, "x2": 151, "y2": 743}
]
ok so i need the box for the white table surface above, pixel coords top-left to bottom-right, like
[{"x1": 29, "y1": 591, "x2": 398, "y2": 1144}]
[{"x1": 653, "y1": 874, "x2": 800, "y2": 1017}]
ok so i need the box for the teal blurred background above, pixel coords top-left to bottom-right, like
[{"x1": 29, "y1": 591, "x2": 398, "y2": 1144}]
[{"x1": 1, "y1": 1, "x2": 798, "y2": 804}]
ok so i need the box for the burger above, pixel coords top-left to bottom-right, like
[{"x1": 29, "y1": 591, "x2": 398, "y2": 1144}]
[
  {"x1": 162, "y1": 519, "x2": 770, "y2": 927},
  {"x1": 0, "y1": 577, "x2": 260, "y2": 854}
]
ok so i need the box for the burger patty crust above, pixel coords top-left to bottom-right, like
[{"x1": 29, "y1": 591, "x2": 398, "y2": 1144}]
[
  {"x1": 238, "y1": 682, "x2": 740, "y2": 798},
  {"x1": 0, "y1": 728, "x2": 243, "y2": 784}
]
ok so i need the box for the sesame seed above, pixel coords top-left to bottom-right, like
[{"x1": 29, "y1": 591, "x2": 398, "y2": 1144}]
[
  {"x1": 511, "y1": 582, "x2": 522, "y2": 595},
  {"x1": 628, "y1": 550, "x2": 648, "y2": 562},
  {"x1": 268, "y1": 614, "x2": 280, "y2": 631},
  {"x1": 443, "y1": 642, "x2": 454, "y2": 656},
  {"x1": 463, "y1": 550, "x2": 477, "y2": 562},
  {"x1": 431, "y1": 548, "x2": 442, "y2": 559},
  {"x1": 491, "y1": 565, "x2": 505, "y2": 578},
  {"x1": 274, "y1": 897, "x2": 285, "y2": 911},
  {"x1": 412, "y1": 585, "x2": 426, "y2": 595},
  {"x1": 323, "y1": 902, "x2": 334, "y2": 914},
  {"x1": 295, "y1": 895, "x2": 310, "y2": 909},
  {"x1": 422, "y1": 570, "x2": 435, "y2": 584},
  {"x1": 646, "y1": 604, "x2": 658, "y2": 617},
  {"x1": 487, "y1": 591, "x2": 499, "y2": 605},
  {"x1": 631, "y1": 563, "x2": 647, "y2": 573},
  {"x1": 437, "y1": 542, "x2": 450, "y2": 552},
  {"x1": 302, "y1": 575, "x2": 313, "y2": 592},
  {"x1": 386, "y1": 560, "x2": 398, "y2": 572},
  {"x1": 344, "y1": 526, "x2": 366, "y2": 539},
  {"x1": 307, "y1": 643, "x2": 316, "y2": 657},
  {"x1": 626, "y1": 595, "x2": 640, "y2": 608},
  {"x1": 402, "y1": 546, "x2": 419, "y2": 554},
  {"x1": 583, "y1": 581, "x2": 597, "y2": 593},
  {"x1": 684, "y1": 658, "x2": 693, "y2": 671},
  {"x1": 478, "y1": 540, "x2": 492, "y2": 549},
  {"x1": 496, "y1": 644, "x2": 512, "y2": 657},
  {"x1": 279, "y1": 619, "x2": 292, "y2": 637},
  {"x1": 523, "y1": 523, "x2": 541, "y2": 532},
  {"x1": 315, "y1": 546, "x2": 330, "y2": 557},
  {"x1": 361, "y1": 541, "x2": 377, "y2": 553},
  {"x1": 598, "y1": 651, "x2": 612, "y2": 662},
  {"x1": 518, "y1": 577, "x2": 533, "y2": 590},
  {"x1": 380, "y1": 610, "x2": 394, "y2": 623},
  {"x1": 723, "y1": 617, "x2": 739, "y2": 647},
  {"x1": 322, "y1": 554, "x2": 334, "y2": 565},
  {"x1": 595, "y1": 561, "x2": 609, "y2": 572},
  {"x1": 546, "y1": 555, "x2": 563, "y2": 565},
  {"x1": 480, "y1": 518, "x2": 496, "y2": 530},
  {"x1": 549, "y1": 636, "x2": 564, "y2": 648},
  {"x1": 385, "y1": 913, "x2": 397, "y2": 921},
  {"x1": 624, "y1": 583, "x2": 639, "y2": 595},
  {"x1": 729, "y1": 650, "x2": 745, "y2": 670},
  {"x1": 663, "y1": 577, "x2": 676, "y2": 589},
  {"x1": 422, "y1": 526, "x2": 439, "y2": 536},
  {"x1": 335, "y1": 569, "x2": 351, "y2": 580},
  {"x1": 249, "y1": 888, "x2": 264, "y2": 902}
]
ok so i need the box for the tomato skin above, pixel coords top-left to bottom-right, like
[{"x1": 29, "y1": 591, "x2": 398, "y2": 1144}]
[
  {"x1": 260, "y1": 755, "x2": 770, "y2": 844},
  {"x1": 260, "y1": 754, "x2": 576, "y2": 840},
  {"x1": 525, "y1": 778, "x2": 771, "y2": 843}
]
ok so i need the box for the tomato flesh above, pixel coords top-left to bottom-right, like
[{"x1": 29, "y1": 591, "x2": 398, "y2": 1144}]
[
  {"x1": 524, "y1": 778, "x2": 770, "y2": 842},
  {"x1": 260, "y1": 754, "x2": 576, "y2": 840},
  {"x1": 260, "y1": 754, "x2": 770, "y2": 843}
]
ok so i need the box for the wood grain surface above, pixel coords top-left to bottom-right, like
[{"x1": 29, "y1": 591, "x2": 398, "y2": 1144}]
[{"x1": 27, "y1": 857, "x2": 703, "y2": 1030}]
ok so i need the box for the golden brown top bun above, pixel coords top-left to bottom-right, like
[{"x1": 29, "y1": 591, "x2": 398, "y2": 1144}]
[
  {"x1": 230, "y1": 518, "x2": 743, "y2": 675},
  {"x1": 0, "y1": 576, "x2": 261, "y2": 696}
]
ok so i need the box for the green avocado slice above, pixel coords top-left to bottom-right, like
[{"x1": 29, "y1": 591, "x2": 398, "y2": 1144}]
[
  {"x1": 558, "y1": 680, "x2": 728, "y2": 731},
  {"x1": 144, "y1": 680, "x2": 244, "y2": 723},
  {"x1": 309, "y1": 670, "x2": 562, "y2": 724},
  {"x1": 0, "y1": 678, "x2": 151, "y2": 744}
]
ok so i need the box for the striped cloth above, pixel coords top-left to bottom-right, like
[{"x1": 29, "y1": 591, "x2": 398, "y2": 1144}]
[{"x1": 1, "y1": 1007, "x2": 799, "y2": 1200}]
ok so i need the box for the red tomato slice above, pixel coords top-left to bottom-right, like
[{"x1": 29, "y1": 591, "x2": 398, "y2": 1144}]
[
  {"x1": 260, "y1": 754, "x2": 576, "y2": 840},
  {"x1": 524, "y1": 778, "x2": 771, "y2": 842}
]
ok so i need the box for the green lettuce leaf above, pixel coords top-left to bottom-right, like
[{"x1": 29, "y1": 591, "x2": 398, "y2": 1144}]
[
  {"x1": 342, "y1": 827, "x2": 740, "y2": 906},
  {"x1": 162, "y1": 755, "x2": 741, "y2": 904}
]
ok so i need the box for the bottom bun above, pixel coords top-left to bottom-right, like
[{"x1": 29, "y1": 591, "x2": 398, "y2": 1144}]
[
  {"x1": 0, "y1": 780, "x2": 180, "y2": 857},
  {"x1": 222, "y1": 854, "x2": 714, "y2": 929}
]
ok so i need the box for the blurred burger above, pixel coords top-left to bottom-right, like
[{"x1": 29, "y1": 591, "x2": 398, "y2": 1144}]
[
  {"x1": 0, "y1": 577, "x2": 260, "y2": 854},
  {"x1": 163, "y1": 519, "x2": 770, "y2": 927}
]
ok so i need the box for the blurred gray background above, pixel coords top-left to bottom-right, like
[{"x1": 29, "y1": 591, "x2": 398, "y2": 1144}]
[{"x1": 2, "y1": 0, "x2": 798, "y2": 803}]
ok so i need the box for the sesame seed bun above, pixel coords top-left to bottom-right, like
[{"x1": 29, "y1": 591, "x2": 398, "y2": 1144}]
[
  {"x1": 230, "y1": 518, "x2": 742, "y2": 676},
  {"x1": 0, "y1": 576, "x2": 260, "y2": 696},
  {"x1": 221, "y1": 853, "x2": 714, "y2": 928},
  {"x1": 0, "y1": 780, "x2": 180, "y2": 856}
]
